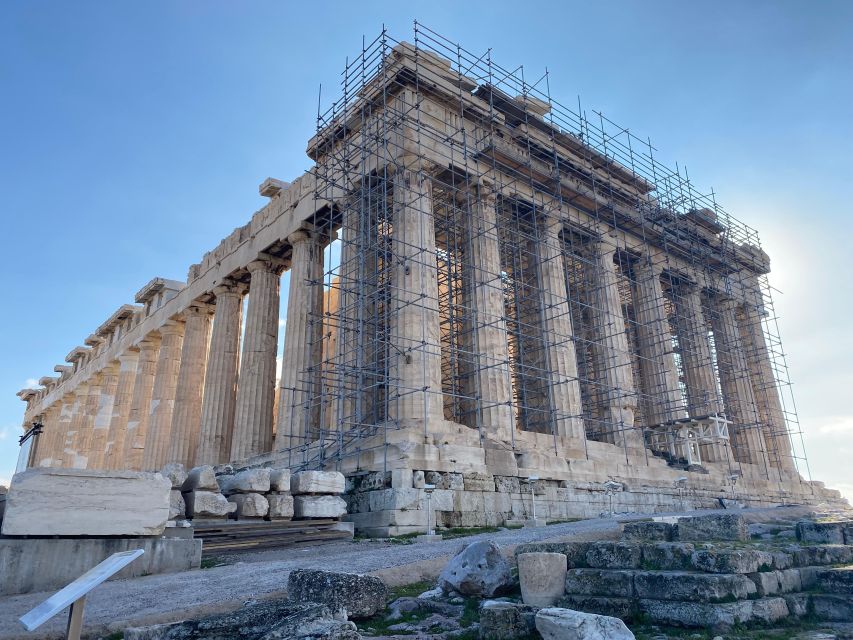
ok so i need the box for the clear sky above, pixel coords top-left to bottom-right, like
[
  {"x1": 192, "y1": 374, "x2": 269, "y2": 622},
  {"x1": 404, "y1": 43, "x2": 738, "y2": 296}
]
[{"x1": 1, "y1": 1, "x2": 851, "y2": 499}]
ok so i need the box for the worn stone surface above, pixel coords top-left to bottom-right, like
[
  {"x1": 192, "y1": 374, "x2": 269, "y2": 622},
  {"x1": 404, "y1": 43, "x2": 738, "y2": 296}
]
[
  {"x1": 642, "y1": 542, "x2": 695, "y2": 571},
  {"x1": 181, "y1": 465, "x2": 219, "y2": 492},
  {"x1": 638, "y1": 597, "x2": 779, "y2": 627},
  {"x1": 294, "y1": 495, "x2": 347, "y2": 519},
  {"x1": 676, "y1": 514, "x2": 749, "y2": 542},
  {"x1": 535, "y1": 607, "x2": 635, "y2": 640},
  {"x1": 228, "y1": 492, "x2": 269, "y2": 518},
  {"x1": 267, "y1": 493, "x2": 294, "y2": 519},
  {"x1": 634, "y1": 571, "x2": 756, "y2": 602},
  {"x1": 516, "y1": 542, "x2": 592, "y2": 568},
  {"x1": 557, "y1": 595, "x2": 636, "y2": 621},
  {"x1": 463, "y1": 472, "x2": 495, "y2": 492},
  {"x1": 219, "y1": 469, "x2": 271, "y2": 495},
  {"x1": 169, "y1": 490, "x2": 186, "y2": 520},
  {"x1": 622, "y1": 521, "x2": 674, "y2": 542},
  {"x1": 161, "y1": 463, "x2": 188, "y2": 489},
  {"x1": 518, "y1": 552, "x2": 567, "y2": 607},
  {"x1": 438, "y1": 540, "x2": 514, "y2": 597},
  {"x1": 123, "y1": 598, "x2": 360, "y2": 639},
  {"x1": 287, "y1": 569, "x2": 388, "y2": 619},
  {"x1": 748, "y1": 568, "x2": 802, "y2": 596},
  {"x1": 269, "y1": 469, "x2": 291, "y2": 492},
  {"x1": 478, "y1": 601, "x2": 537, "y2": 640},
  {"x1": 291, "y1": 471, "x2": 346, "y2": 495},
  {"x1": 815, "y1": 567, "x2": 853, "y2": 595},
  {"x1": 565, "y1": 568, "x2": 634, "y2": 598},
  {"x1": 791, "y1": 545, "x2": 853, "y2": 567},
  {"x1": 585, "y1": 542, "x2": 642, "y2": 569},
  {"x1": 796, "y1": 520, "x2": 846, "y2": 545},
  {"x1": 2, "y1": 468, "x2": 170, "y2": 536},
  {"x1": 811, "y1": 594, "x2": 853, "y2": 622},
  {"x1": 185, "y1": 490, "x2": 237, "y2": 518},
  {"x1": 691, "y1": 548, "x2": 773, "y2": 574}
]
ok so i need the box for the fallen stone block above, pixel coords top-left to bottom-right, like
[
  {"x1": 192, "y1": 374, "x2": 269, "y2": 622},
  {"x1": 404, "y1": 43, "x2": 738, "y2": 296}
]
[
  {"x1": 269, "y1": 468, "x2": 291, "y2": 492},
  {"x1": 2, "y1": 468, "x2": 170, "y2": 536},
  {"x1": 690, "y1": 549, "x2": 773, "y2": 574},
  {"x1": 439, "y1": 540, "x2": 514, "y2": 597},
  {"x1": 267, "y1": 493, "x2": 294, "y2": 519},
  {"x1": 160, "y1": 463, "x2": 187, "y2": 489},
  {"x1": 796, "y1": 520, "x2": 846, "y2": 545},
  {"x1": 815, "y1": 567, "x2": 853, "y2": 594},
  {"x1": 518, "y1": 552, "x2": 567, "y2": 607},
  {"x1": 185, "y1": 490, "x2": 237, "y2": 518},
  {"x1": 585, "y1": 542, "x2": 642, "y2": 569},
  {"x1": 676, "y1": 513, "x2": 748, "y2": 542},
  {"x1": 287, "y1": 568, "x2": 388, "y2": 619},
  {"x1": 291, "y1": 470, "x2": 346, "y2": 495},
  {"x1": 642, "y1": 542, "x2": 695, "y2": 571},
  {"x1": 218, "y1": 468, "x2": 271, "y2": 495},
  {"x1": 535, "y1": 607, "x2": 635, "y2": 640},
  {"x1": 181, "y1": 465, "x2": 219, "y2": 492},
  {"x1": 565, "y1": 568, "x2": 634, "y2": 597},
  {"x1": 634, "y1": 571, "x2": 756, "y2": 603},
  {"x1": 811, "y1": 594, "x2": 853, "y2": 622},
  {"x1": 557, "y1": 595, "x2": 637, "y2": 621},
  {"x1": 228, "y1": 492, "x2": 269, "y2": 518},
  {"x1": 622, "y1": 521, "x2": 674, "y2": 542},
  {"x1": 479, "y1": 600, "x2": 537, "y2": 640},
  {"x1": 515, "y1": 542, "x2": 591, "y2": 568},
  {"x1": 294, "y1": 495, "x2": 347, "y2": 519},
  {"x1": 169, "y1": 490, "x2": 185, "y2": 520}
]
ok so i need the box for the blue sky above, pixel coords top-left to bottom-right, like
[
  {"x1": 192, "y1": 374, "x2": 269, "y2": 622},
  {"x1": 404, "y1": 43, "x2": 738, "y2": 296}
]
[{"x1": 1, "y1": 1, "x2": 851, "y2": 498}]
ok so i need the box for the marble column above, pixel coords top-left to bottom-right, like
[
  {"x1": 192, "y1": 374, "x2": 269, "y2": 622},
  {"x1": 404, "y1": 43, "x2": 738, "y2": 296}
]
[
  {"x1": 537, "y1": 214, "x2": 585, "y2": 443},
  {"x1": 88, "y1": 363, "x2": 119, "y2": 469},
  {"x1": 124, "y1": 335, "x2": 161, "y2": 470},
  {"x1": 276, "y1": 232, "x2": 324, "y2": 449},
  {"x1": 709, "y1": 296, "x2": 770, "y2": 470},
  {"x1": 143, "y1": 321, "x2": 185, "y2": 470},
  {"x1": 57, "y1": 394, "x2": 75, "y2": 467},
  {"x1": 462, "y1": 187, "x2": 514, "y2": 440},
  {"x1": 36, "y1": 406, "x2": 59, "y2": 466},
  {"x1": 78, "y1": 373, "x2": 103, "y2": 468},
  {"x1": 167, "y1": 304, "x2": 212, "y2": 468},
  {"x1": 197, "y1": 282, "x2": 243, "y2": 465},
  {"x1": 105, "y1": 350, "x2": 139, "y2": 469},
  {"x1": 738, "y1": 284, "x2": 796, "y2": 473},
  {"x1": 631, "y1": 258, "x2": 686, "y2": 426},
  {"x1": 671, "y1": 282, "x2": 727, "y2": 461},
  {"x1": 388, "y1": 165, "x2": 444, "y2": 425},
  {"x1": 589, "y1": 240, "x2": 643, "y2": 449}
]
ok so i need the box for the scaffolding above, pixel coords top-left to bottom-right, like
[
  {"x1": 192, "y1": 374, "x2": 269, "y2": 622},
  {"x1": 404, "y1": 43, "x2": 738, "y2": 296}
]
[{"x1": 273, "y1": 22, "x2": 810, "y2": 490}]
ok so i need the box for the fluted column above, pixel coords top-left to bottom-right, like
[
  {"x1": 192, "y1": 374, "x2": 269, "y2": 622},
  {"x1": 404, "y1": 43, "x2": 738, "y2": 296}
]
[
  {"x1": 105, "y1": 350, "x2": 139, "y2": 469},
  {"x1": 462, "y1": 187, "x2": 514, "y2": 440},
  {"x1": 57, "y1": 394, "x2": 75, "y2": 467},
  {"x1": 88, "y1": 363, "x2": 119, "y2": 469},
  {"x1": 671, "y1": 282, "x2": 727, "y2": 462},
  {"x1": 143, "y1": 321, "x2": 185, "y2": 470},
  {"x1": 589, "y1": 240, "x2": 643, "y2": 449},
  {"x1": 77, "y1": 373, "x2": 103, "y2": 468},
  {"x1": 710, "y1": 296, "x2": 770, "y2": 470},
  {"x1": 167, "y1": 304, "x2": 212, "y2": 468},
  {"x1": 537, "y1": 214, "x2": 585, "y2": 443},
  {"x1": 124, "y1": 335, "x2": 161, "y2": 470},
  {"x1": 388, "y1": 165, "x2": 444, "y2": 424},
  {"x1": 632, "y1": 258, "x2": 686, "y2": 426},
  {"x1": 36, "y1": 406, "x2": 60, "y2": 467},
  {"x1": 276, "y1": 232, "x2": 324, "y2": 449},
  {"x1": 233, "y1": 260, "x2": 281, "y2": 459},
  {"x1": 738, "y1": 284, "x2": 796, "y2": 473},
  {"x1": 197, "y1": 282, "x2": 243, "y2": 465}
]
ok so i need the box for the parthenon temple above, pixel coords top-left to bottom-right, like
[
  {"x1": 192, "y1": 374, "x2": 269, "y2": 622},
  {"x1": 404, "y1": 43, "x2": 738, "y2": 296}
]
[{"x1": 15, "y1": 26, "x2": 844, "y2": 533}]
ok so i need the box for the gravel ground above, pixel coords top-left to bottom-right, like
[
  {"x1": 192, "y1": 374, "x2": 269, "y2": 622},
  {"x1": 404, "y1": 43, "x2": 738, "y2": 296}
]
[{"x1": 0, "y1": 506, "x2": 813, "y2": 639}]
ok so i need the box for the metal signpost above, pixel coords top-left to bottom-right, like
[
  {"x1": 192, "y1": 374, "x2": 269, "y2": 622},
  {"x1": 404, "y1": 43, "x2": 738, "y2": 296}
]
[{"x1": 19, "y1": 549, "x2": 144, "y2": 640}]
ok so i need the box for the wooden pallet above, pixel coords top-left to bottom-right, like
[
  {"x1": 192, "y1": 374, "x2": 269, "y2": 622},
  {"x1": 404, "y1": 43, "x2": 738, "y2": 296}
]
[{"x1": 193, "y1": 519, "x2": 351, "y2": 554}]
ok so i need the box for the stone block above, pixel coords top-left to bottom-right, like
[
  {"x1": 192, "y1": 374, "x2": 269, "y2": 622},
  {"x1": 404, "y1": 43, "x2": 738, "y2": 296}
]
[
  {"x1": 479, "y1": 600, "x2": 537, "y2": 640},
  {"x1": 690, "y1": 549, "x2": 773, "y2": 574},
  {"x1": 564, "y1": 568, "x2": 634, "y2": 597},
  {"x1": 515, "y1": 542, "x2": 591, "y2": 568},
  {"x1": 676, "y1": 513, "x2": 748, "y2": 542},
  {"x1": 535, "y1": 607, "x2": 634, "y2": 640},
  {"x1": 439, "y1": 540, "x2": 514, "y2": 597},
  {"x1": 267, "y1": 493, "x2": 294, "y2": 519},
  {"x1": 269, "y1": 468, "x2": 291, "y2": 492},
  {"x1": 228, "y1": 493, "x2": 269, "y2": 518},
  {"x1": 218, "y1": 468, "x2": 271, "y2": 495},
  {"x1": 391, "y1": 469, "x2": 413, "y2": 489},
  {"x1": 425, "y1": 471, "x2": 464, "y2": 490},
  {"x1": 413, "y1": 470, "x2": 425, "y2": 489},
  {"x1": 518, "y1": 552, "x2": 567, "y2": 607},
  {"x1": 463, "y1": 471, "x2": 495, "y2": 492},
  {"x1": 2, "y1": 468, "x2": 170, "y2": 536},
  {"x1": 160, "y1": 463, "x2": 187, "y2": 489},
  {"x1": 622, "y1": 521, "x2": 674, "y2": 541},
  {"x1": 185, "y1": 490, "x2": 237, "y2": 518},
  {"x1": 791, "y1": 544, "x2": 853, "y2": 567},
  {"x1": 369, "y1": 488, "x2": 421, "y2": 512},
  {"x1": 429, "y1": 489, "x2": 454, "y2": 512},
  {"x1": 291, "y1": 470, "x2": 345, "y2": 495},
  {"x1": 483, "y1": 491, "x2": 512, "y2": 513},
  {"x1": 642, "y1": 542, "x2": 695, "y2": 571},
  {"x1": 585, "y1": 542, "x2": 642, "y2": 569},
  {"x1": 796, "y1": 520, "x2": 846, "y2": 545},
  {"x1": 811, "y1": 594, "x2": 853, "y2": 622},
  {"x1": 815, "y1": 567, "x2": 853, "y2": 594},
  {"x1": 294, "y1": 495, "x2": 347, "y2": 519},
  {"x1": 556, "y1": 595, "x2": 637, "y2": 621},
  {"x1": 181, "y1": 465, "x2": 219, "y2": 492},
  {"x1": 635, "y1": 571, "x2": 756, "y2": 602},
  {"x1": 750, "y1": 597, "x2": 790, "y2": 624},
  {"x1": 454, "y1": 490, "x2": 484, "y2": 512},
  {"x1": 494, "y1": 475, "x2": 521, "y2": 493},
  {"x1": 783, "y1": 592, "x2": 810, "y2": 617},
  {"x1": 639, "y1": 598, "x2": 754, "y2": 627},
  {"x1": 169, "y1": 490, "x2": 186, "y2": 520},
  {"x1": 287, "y1": 569, "x2": 388, "y2": 619}
]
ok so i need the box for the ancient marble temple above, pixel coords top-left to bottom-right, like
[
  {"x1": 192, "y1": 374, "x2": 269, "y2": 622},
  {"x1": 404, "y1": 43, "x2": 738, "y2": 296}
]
[{"x1": 15, "y1": 31, "x2": 844, "y2": 534}]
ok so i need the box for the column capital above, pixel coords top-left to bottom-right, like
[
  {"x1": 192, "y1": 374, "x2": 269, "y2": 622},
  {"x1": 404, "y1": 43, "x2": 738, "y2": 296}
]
[
  {"x1": 159, "y1": 320, "x2": 185, "y2": 336},
  {"x1": 136, "y1": 334, "x2": 162, "y2": 352},
  {"x1": 74, "y1": 382, "x2": 90, "y2": 397},
  {"x1": 247, "y1": 257, "x2": 281, "y2": 275},
  {"x1": 212, "y1": 280, "x2": 246, "y2": 298},
  {"x1": 181, "y1": 302, "x2": 214, "y2": 319},
  {"x1": 287, "y1": 229, "x2": 313, "y2": 246}
]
